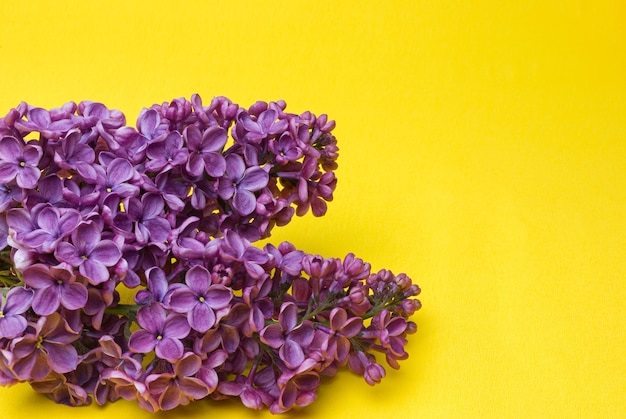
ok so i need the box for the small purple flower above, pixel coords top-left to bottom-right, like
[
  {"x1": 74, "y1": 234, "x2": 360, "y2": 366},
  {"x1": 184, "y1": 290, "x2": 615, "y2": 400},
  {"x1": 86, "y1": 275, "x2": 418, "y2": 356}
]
[
  {"x1": 183, "y1": 125, "x2": 227, "y2": 178},
  {"x1": 135, "y1": 267, "x2": 170, "y2": 306},
  {"x1": 219, "y1": 230, "x2": 269, "y2": 279},
  {"x1": 167, "y1": 265, "x2": 232, "y2": 333},
  {"x1": 22, "y1": 263, "x2": 88, "y2": 316},
  {"x1": 0, "y1": 136, "x2": 43, "y2": 189},
  {"x1": 323, "y1": 307, "x2": 363, "y2": 362},
  {"x1": 0, "y1": 287, "x2": 34, "y2": 338},
  {"x1": 128, "y1": 304, "x2": 191, "y2": 362},
  {"x1": 124, "y1": 193, "x2": 171, "y2": 245},
  {"x1": 218, "y1": 154, "x2": 269, "y2": 216},
  {"x1": 55, "y1": 221, "x2": 122, "y2": 284},
  {"x1": 237, "y1": 109, "x2": 288, "y2": 144},
  {"x1": 0, "y1": 181, "x2": 22, "y2": 212},
  {"x1": 20, "y1": 206, "x2": 81, "y2": 253},
  {"x1": 259, "y1": 302, "x2": 314, "y2": 370},
  {"x1": 145, "y1": 131, "x2": 189, "y2": 173},
  {"x1": 14, "y1": 107, "x2": 76, "y2": 139},
  {"x1": 145, "y1": 352, "x2": 210, "y2": 410},
  {"x1": 269, "y1": 132, "x2": 303, "y2": 165},
  {"x1": 10, "y1": 313, "x2": 79, "y2": 380},
  {"x1": 53, "y1": 129, "x2": 97, "y2": 180},
  {"x1": 93, "y1": 157, "x2": 139, "y2": 199}
]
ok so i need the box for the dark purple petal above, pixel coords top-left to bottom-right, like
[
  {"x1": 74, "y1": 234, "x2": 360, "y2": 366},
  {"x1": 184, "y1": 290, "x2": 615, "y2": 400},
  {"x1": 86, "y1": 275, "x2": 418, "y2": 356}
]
[
  {"x1": 4, "y1": 287, "x2": 34, "y2": 314},
  {"x1": 32, "y1": 286, "x2": 60, "y2": 316},
  {"x1": 168, "y1": 289, "x2": 198, "y2": 312},
  {"x1": 279, "y1": 303, "x2": 298, "y2": 332},
  {"x1": 44, "y1": 342, "x2": 78, "y2": 373},
  {"x1": 60, "y1": 282, "x2": 88, "y2": 310},
  {"x1": 155, "y1": 337, "x2": 184, "y2": 362},
  {"x1": 163, "y1": 314, "x2": 191, "y2": 339},
  {"x1": 137, "y1": 304, "x2": 166, "y2": 332},
  {"x1": 280, "y1": 339, "x2": 305, "y2": 369},
  {"x1": 260, "y1": 324, "x2": 284, "y2": 349},
  {"x1": 225, "y1": 154, "x2": 245, "y2": 179},
  {"x1": 16, "y1": 166, "x2": 41, "y2": 189},
  {"x1": 239, "y1": 167, "x2": 268, "y2": 191},
  {"x1": 22, "y1": 145, "x2": 43, "y2": 164},
  {"x1": 54, "y1": 242, "x2": 83, "y2": 266},
  {"x1": 201, "y1": 152, "x2": 226, "y2": 178},
  {"x1": 189, "y1": 303, "x2": 215, "y2": 332},
  {"x1": 0, "y1": 136, "x2": 22, "y2": 157},
  {"x1": 91, "y1": 240, "x2": 122, "y2": 265},
  {"x1": 0, "y1": 162, "x2": 18, "y2": 184},
  {"x1": 108, "y1": 158, "x2": 134, "y2": 185},
  {"x1": 128, "y1": 330, "x2": 157, "y2": 353},
  {"x1": 138, "y1": 109, "x2": 159, "y2": 137},
  {"x1": 185, "y1": 266, "x2": 211, "y2": 293},
  {"x1": 203, "y1": 127, "x2": 227, "y2": 150},
  {"x1": 178, "y1": 377, "x2": 210, "y2": 400},
  {"x1": 186, "y1": 153, "x2": 205, "y2": 177},
  {"x1": 0, "y1": 315, "x2": 27, "y2": 339},
  {"x1": 174, "y1": 353, "x2": 201, "y2": 377},
  {"x1": 205, "y1": 285, "x2": 232, "y2": 309},
  {"x1": 142, "y1": 194, "x2": 164, "y2": 219},
  {"x1": 80, "y1": 259, "x2": 111, "y2": 284},
  {"x1": 143, "y1": 218, "x2": 170, "y2": 243},
  {"x1": 232, "y1": 189, "x2": 256, "y2": 216},
  {"x1": 22, "y1": 264, "x2": 54, "y2": 288}
]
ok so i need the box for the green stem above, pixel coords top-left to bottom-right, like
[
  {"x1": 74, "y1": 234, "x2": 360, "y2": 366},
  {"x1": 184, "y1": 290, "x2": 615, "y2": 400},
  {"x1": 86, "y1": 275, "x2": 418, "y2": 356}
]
[{"x1": 104, "y1": 304, "x2": 141, "y2": 316}]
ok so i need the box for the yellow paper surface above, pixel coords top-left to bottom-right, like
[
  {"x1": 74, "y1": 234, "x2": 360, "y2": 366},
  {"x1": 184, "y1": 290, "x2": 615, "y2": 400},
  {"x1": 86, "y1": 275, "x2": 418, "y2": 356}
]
[{"x1": 0, "y1": 1, "x2": 624, "y2": 418}]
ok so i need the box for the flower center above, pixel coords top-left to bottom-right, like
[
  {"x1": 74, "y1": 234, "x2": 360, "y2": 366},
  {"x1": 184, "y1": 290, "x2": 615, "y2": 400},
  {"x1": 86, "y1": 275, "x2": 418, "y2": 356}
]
[
  {"x1": 156, "y1": 335, "x2": 163, "y2": 341},
  {"x1": 19, "y1": 161, "x2": 26, "y2": 167},
  {"x1": 198, "y1": 296, "x2": 205, "y2": 303}
]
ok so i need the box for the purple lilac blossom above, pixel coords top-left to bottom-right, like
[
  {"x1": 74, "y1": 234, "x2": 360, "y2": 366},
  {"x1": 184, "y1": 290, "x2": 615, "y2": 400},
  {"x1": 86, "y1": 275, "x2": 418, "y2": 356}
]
[{"x1": 0, "y1": 95, "x2": 420, "y2": 414}]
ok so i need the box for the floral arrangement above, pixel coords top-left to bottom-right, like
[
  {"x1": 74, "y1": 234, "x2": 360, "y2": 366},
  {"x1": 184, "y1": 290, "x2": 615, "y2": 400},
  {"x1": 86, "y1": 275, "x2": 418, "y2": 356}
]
[{"x1": 0, "y1": 95, "x2": 421, "y2": 413}]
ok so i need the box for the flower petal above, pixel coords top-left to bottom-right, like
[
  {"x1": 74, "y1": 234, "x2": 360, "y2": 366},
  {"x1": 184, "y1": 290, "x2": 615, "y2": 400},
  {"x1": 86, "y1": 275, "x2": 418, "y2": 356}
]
[
  {"x1": 128, "y1": 330, "x2": 157, "y2": 354},
  {"x1": 188, "y1": 303, "x2": 215, "y2": 333}
]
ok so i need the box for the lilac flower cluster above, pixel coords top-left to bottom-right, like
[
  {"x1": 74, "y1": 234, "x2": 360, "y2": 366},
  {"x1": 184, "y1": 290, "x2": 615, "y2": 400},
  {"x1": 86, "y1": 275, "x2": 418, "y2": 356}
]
[{"x1": 0, "y1": 96, "x2": 420, "y2": 412}]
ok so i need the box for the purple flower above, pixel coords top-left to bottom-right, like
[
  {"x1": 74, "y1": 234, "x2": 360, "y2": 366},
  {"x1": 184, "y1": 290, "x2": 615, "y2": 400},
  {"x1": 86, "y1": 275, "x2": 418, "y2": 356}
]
[
  {"x1": 14, "y1": 107, "x2": 76, "y2": 139},
  {"x1": 124, "y1": 193, "x2": 171, "y2": 245},
  {"x1": 55, "y1": 221, "x2": 122, "y2": 284},
  {"x1": 259, "y1": 302, "x2": 314, "y2": 370},
  {"x1": 0, "y1": 287, "x2": 34, "y2": 338},
  {"x1": 219, "y1": 230, "x2": 269, "y2": 279},
  {"x1": 183, "y1": 125, "x2": 227, "y2": 178},
  {"x1": 237, "y1": 109, "x2": 288, "y2": 144},
  {"x1": 218, "y1": 154, "x2": 269, "y2": 216},
  {"x1": 145, "y1": 131, "x2": 189, "y2": 173},
  {"x1": 53, "y1": 129, "x2": 97, "y2": 180},
  {"x1": 128, "y1": 304, "x2": 191, "y2": 362},
  {"x1": 22, "y1": 263, "x2": 88, "y2": 316},
  {"x1": 0, "y1": 181, "x2": 22, "y2": 212},
  {"x1": 134, "y1": 267, "x2": 170, "y2": 306},
  {"x1": 93, "y1": 157, "x2": 139, "y2": 199},
  {"x1": 19, "y1": 206, "x2": 81, "y2": 253},
  {"x1": 167, "y1": 265, "x2": 232, "y2": 333},
  {"x1": 0, "y1": 136, "x2": 42, "y2": 189},
  {"x1": 269, "y1": 132, "x2": 303, "y2": 165},
  {"x1": 145, "y1": 352, "x2": 210, "y2": 410},
  {"x1": 10, "y1": 313, "x2": 79, "y2": 380},
  {"x1": 322, "y1": 307, "x2": 363, "y2": 362}
]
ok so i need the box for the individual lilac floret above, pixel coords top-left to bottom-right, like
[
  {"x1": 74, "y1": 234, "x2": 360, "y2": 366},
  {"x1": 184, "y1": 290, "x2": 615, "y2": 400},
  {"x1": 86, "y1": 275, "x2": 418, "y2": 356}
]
[
  {"x1": 54, "y1": 221, "x2": 122, "y2": 284},
  {"x1": 10, "y1": 314, "x2": 79, "y2": 380},
  {"x1": 145, "y1": 352, "x2": 210, "y2": 410},
  {"x1": 128, "y1": 304, "x2": 191, "y2": 362},
  {"x1": 0, "y1": 287, "x2": 34, "y2": 339},
  {"x1": 0, "y1": 136, "x2": 43, "y2": 189},
  {"x1": 22, "y1": 263, "x2": 88, "y2": 316},
  {"x1": 259, "y1": 302, "x2": 314, "y2": 370},
  {"x1": 167, "y1": 265, "x2": 233, "y2": 333},
  {"x1": 183, "y1": 125, "x2": 227, "y2": 178},
  {"x1": 218, "y1": 154, "x2": 269, "y2": 216}
]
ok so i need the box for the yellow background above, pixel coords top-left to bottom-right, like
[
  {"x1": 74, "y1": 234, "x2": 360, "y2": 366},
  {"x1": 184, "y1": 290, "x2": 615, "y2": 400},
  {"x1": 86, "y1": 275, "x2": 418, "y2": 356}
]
[{"x1": 1, "y1": 1, "x2": 625, "y2": 418}]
